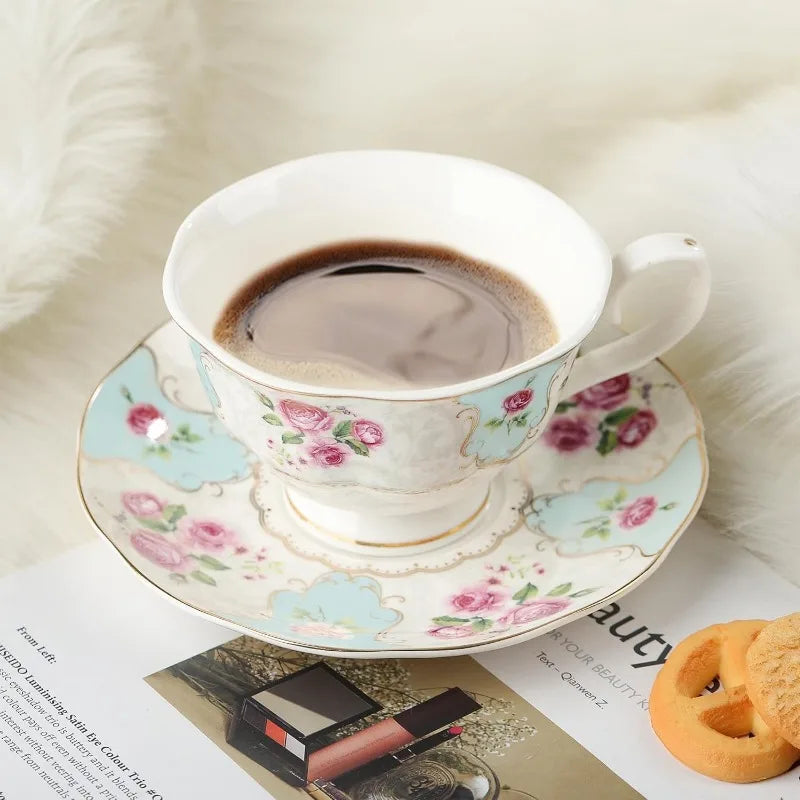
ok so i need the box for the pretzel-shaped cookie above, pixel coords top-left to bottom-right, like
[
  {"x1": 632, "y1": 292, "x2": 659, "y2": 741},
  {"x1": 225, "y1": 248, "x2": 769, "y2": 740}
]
[{"x1": 649, "y1": 620, "x2": 800, "y2": 782}]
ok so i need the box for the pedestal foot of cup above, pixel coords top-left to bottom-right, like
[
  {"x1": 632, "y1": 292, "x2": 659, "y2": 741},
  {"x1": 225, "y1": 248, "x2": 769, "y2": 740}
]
[{"x1": 283, "y1": 478, "x2": 500, "y2": 557}]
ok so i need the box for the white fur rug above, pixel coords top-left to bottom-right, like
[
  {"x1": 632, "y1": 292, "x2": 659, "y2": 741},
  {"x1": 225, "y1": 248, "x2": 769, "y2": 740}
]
[{"x1": 1, "y1": 0, "x2": 798, "y2": 582}]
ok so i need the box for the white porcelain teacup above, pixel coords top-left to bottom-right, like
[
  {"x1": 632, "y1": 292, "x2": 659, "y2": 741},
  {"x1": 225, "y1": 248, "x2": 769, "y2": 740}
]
[{"x1": 163, "y1": 150, "x2": 709, "y2": 551}]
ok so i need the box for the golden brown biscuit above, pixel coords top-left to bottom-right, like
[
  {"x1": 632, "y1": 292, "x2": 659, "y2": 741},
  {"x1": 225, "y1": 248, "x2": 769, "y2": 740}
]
[
  {"x1": 649, "y1": 620, "x2": 799, "y2": 782},
  {"x1": 746, "y1": 612, "x2": 800, "y2": 749}
]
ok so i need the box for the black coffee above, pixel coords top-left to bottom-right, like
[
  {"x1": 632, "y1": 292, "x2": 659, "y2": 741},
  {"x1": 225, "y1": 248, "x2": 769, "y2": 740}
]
[{"x1": 214, "y1": 241, "x2": 557, "y2": 389}]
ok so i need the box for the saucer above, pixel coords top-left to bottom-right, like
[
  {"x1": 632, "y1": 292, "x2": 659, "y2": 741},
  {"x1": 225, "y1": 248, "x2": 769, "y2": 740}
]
[{"x1": 78, "y1": 322, "x2": 707, "y2": 657}]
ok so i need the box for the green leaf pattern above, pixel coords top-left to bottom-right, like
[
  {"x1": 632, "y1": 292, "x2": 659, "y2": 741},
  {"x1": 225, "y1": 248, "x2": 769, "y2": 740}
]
[
  {"x1": 432, "y1": 615, "x2": 471, "y2": 626},
  {"x1": 163, "y1": 504, "x2": 187, "y2": 524},
  {"x1": 596, "y1": 429, "x2": 618, "y2": 456},
  {"x1": 172, "y1": 422, "x2": 202, "y2": 444},
  {"x1": 332, "y1": 420, "x2": 352, "y2": 439},
  {"x1": 603, "y1": 406, "x2": 638, "y2": 426},
  {"x1": 512, "y1": 583, "x2": 539, "y2": 602},
  {"x1": 342, "y1": 437, "x2": 369, "y2": 456},
  {"x1": 190, "y1": 570, "x2": 216, "y2": 586},
  {"x1": 193, "y1": 554, "x2": 231, "y2": 571}
]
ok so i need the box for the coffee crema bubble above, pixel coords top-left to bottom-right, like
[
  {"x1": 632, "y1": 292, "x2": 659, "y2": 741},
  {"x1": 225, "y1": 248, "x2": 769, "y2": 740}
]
[{"x1": 213, "y1": 241, "x2": 557, "y2": 390}]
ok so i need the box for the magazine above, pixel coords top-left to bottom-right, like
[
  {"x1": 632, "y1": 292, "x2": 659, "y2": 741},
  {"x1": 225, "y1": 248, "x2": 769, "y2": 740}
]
[{"x1": 0, "y1": 519, "x2": 797, "y2": 799}]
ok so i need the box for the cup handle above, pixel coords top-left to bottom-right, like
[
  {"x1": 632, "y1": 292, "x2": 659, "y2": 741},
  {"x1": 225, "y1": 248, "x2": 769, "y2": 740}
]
[{"x1": 562, "y1": 233, "x2": 711, "y2": 396}]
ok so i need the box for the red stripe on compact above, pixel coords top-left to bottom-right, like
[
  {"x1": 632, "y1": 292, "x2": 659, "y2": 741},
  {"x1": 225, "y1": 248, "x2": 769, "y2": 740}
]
[{"x1": 265, "y1": 719, "x2": 287, "y2": 746}]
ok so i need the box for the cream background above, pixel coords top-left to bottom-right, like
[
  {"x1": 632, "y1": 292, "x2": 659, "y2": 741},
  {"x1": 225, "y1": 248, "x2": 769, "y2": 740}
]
[{"x1": 1, "y1": 1, "x2": 799, "y2": 583}]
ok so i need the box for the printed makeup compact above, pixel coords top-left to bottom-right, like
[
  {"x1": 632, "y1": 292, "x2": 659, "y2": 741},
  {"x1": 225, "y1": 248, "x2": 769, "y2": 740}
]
[
  {"x1": 225, "y1": 662, "x2": 481, "y2": 793},
  {"x1": 227, "y1": 663, "x2": 380, "y2": 785}
]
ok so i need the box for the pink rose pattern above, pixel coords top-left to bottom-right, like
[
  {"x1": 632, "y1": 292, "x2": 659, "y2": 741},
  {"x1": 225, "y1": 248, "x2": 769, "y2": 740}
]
[
  {"x1": 110, "y1": 361, "x2": 682, "y2": 645},
  {"x1": 353, "y1": 419, "x2": 383, "y2": 446},
  {"x1": 548, "y1": 373, "x2": 661, "y2": 456},
  {"x1": 126, "y1": 403, "x2": 164, "y2": 436},
  {"x1": 120, "y1": 385, "x2": 203, "y2": 458},
  {"x1": 254, "y1": 371, "x2": 666, "y2": 471},
  {"x1": 428, "y1": 624, "x2": 476, "y2": 639},
  {"x1": 450, "y1": 586, "x2": 507, "y2": 614},
  {"x1": 580, "y1": 487, "x2": 676, "y2": 541},
  {"x1": 574, "y1": 375, "x2": 630, "y2": 410},
  {"x1": 308, "y1": 442, "x2": 348, "y2": 468},
  {"x1": 499, "y1": 597, "x2": 572, "y2": 625},
  {"x1": 278, "y1": 400, "x2": 333, "y2": 432},
  {"x1": 178, "y1": 518, "x2": 237, "y2": 552},
  {"x1": 120, "y1": 492, "x2": 281, "y2": 587},
  {"x1": 252, "y1": 370, "x2": 668, "y2": 472},
  {"x1": 122, "y1": 491, "x2": 165, "y2": 517},
  {"x1": 617, "y1": 409, "x2": 657, "y2": 448},
  {"x1": 618, "y1": 495, "x2": 659, "y2": 529},
  {"x1": 256, "y1": 391, "x2": 383, "y2": 469},
  {"x1": 428, "y1": 560, "x2": 598, "y2": 639},
  {"x1": 543, "y1": 416, "x2": 596, "y2": 452},
  {"x1": 503, "y1": 388, "x2": 533, "y2": 414},
  {"x1": 484, "y1": 384, "x2": 536, "y2": 434},
  {"x1": 131, "y1": 530, "x2": 188, "y2": 571}
]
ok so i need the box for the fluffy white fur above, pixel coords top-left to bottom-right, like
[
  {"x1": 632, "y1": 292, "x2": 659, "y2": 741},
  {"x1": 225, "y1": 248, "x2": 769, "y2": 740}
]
[
  {"x1": 0, "y1": 0, "x2": 163, "y2": 327},
  {"x1": 562, "y1": 87, "x2": 800, "y2": 579},
  {"x1": 0, "y1": 0, "x2": 798, "y2": 581}
]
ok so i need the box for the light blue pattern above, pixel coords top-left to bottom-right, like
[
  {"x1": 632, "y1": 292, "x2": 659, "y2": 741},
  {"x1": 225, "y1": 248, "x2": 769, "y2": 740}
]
[
  {"x1": 458, "y1": 354, "x2": 570, "y2": 463},
  {"x1": 190, "y1": 342, "x2": 220, "y2": 409},
  {"x1": 81, "y1": 347, "x2": 251, "y2": 490},
  {"x1": 524, "y1": 438, "x2": 703, "y2": 555},
  {"x1": 250, "y1": 572, "x2": 401, "y2": 647}
]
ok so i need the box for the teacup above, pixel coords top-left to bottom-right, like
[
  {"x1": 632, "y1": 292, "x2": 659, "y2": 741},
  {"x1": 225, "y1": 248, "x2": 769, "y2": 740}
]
[{"x1": 163, "y1": 150, "x2": 709, "y2": 551}]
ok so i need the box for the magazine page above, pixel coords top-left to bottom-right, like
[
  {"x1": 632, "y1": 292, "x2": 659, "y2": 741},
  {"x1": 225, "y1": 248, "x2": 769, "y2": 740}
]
[{"x1": 0, "y1": 520, "x2": 797, "y2": 799}]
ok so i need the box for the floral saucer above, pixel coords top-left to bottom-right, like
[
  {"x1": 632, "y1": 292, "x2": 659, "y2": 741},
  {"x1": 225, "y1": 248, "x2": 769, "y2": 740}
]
[{"x1": 78, "y1": 322, "x2": 707, "y2": 657}]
